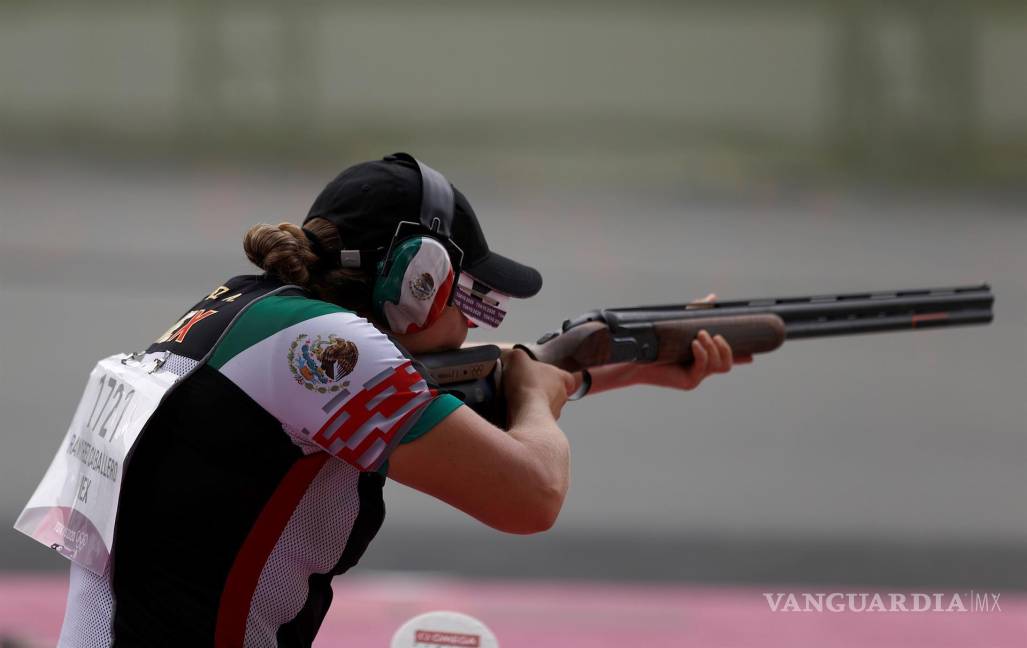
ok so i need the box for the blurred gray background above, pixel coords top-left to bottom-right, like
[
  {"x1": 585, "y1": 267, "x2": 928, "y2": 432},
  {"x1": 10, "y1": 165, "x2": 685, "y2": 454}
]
[{"x1": 1, "y1": 1, "x2": 1025, "y2": 588}]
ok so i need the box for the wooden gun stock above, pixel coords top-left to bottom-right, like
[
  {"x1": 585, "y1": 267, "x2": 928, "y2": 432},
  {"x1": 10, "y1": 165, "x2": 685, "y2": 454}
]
[{"x1": 517, "y1": 321, "x2": 611, "y2": 372}]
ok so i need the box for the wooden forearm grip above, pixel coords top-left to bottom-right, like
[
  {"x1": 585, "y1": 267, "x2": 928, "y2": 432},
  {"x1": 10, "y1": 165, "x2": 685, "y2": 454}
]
[
  {"x1": 518, "y1": 314, "x2": 786, "y2": 372},
  {"x1": 652, "y1": 313, "x2": 786, "y2": 363}
]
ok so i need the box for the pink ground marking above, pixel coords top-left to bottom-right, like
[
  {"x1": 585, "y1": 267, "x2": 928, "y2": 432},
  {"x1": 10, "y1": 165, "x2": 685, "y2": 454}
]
[{"x1": 1, "y1": 573, "x2": 1024, "y2": 647}]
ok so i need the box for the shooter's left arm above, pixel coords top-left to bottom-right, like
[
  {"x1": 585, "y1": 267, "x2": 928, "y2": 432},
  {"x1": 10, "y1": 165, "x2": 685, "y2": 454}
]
[
  {"x1": 585, "y1": 329, "x2": 751, "y2": 396},
  {"x1": 461, "y1": 295, "x2": 752, "y2": 397},
  {"x1": 582, "y1": 293, "x2": 753, "y2": 397}
]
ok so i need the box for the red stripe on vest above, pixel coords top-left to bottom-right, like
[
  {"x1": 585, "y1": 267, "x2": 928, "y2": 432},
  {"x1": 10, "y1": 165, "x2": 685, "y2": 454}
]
[
  {"x1": 214, "y1": 453, "x2": 329, "y2": 648},
  {"x1": 312, "y1": 361, "x2": 425, "y2": 469}
]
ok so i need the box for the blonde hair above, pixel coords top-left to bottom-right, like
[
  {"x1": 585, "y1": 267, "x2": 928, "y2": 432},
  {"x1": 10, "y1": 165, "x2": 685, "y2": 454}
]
[{"x1": 243, "y1": 217, "x2": 371, "y2": 308}]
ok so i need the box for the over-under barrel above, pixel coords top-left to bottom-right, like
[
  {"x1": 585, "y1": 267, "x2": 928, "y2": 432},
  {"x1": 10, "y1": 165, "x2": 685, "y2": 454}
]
[{"x1": 562, "y1": 284, "x2": 994, "y2": 340}]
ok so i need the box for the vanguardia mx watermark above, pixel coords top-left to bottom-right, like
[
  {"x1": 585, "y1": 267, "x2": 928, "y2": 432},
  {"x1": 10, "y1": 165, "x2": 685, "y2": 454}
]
[{"x1": 763, "y1": 591, "x2": 1002, "y2": 613}]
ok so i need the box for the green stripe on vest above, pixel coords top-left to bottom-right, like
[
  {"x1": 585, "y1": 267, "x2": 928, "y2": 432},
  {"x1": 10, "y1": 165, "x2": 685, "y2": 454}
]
[
  {"x1": 377, "y1": 393, "x2": 464, "y2": 476},
  {"x1": 208, "y1": 295, "x2": 348, "y2": 369}
]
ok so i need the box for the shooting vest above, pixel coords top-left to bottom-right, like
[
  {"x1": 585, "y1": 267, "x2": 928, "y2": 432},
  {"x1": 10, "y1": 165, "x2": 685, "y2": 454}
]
[{"x1": 23, "y1": 274, "x2": 460, "y2": 648}]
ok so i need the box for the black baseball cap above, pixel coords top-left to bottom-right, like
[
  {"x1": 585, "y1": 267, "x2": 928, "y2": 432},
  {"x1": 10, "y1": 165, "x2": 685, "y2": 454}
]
[{"x1": 304, "y1": 154, "x2": 542, "y2": 298}]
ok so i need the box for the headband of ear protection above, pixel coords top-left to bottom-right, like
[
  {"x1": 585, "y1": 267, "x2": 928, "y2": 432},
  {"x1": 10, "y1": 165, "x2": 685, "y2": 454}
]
[{"x1": 370, "y1": 154, "x2": 464, "y2": 335}]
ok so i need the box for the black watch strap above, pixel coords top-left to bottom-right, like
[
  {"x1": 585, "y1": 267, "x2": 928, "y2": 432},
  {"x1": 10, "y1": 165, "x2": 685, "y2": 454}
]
[{"x1": 567, "y1": 368, "x2": 592, "y2": 401}]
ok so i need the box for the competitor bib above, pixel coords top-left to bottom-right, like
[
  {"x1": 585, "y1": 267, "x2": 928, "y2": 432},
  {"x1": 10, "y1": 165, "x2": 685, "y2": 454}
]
[{"x1": 14, "y1": 353, "x2": 178, "y2": 575}]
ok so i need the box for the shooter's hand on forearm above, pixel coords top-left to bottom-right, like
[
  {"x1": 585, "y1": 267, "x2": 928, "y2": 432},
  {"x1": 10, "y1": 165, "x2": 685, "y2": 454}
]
[{"x1": 583, "y1": 293, "x2": 753, "y2": 395}]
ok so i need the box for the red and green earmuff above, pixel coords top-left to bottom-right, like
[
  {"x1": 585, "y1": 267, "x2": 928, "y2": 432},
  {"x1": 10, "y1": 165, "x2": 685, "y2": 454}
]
[{"x1": 372, "y1": 237, "x2": 456, "y2": 334}]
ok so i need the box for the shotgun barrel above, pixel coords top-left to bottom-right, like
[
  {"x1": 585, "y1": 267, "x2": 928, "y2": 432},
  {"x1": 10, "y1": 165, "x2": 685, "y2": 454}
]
[{"x1": 562, "y1": 284, "x2": 994, "y2": 340}]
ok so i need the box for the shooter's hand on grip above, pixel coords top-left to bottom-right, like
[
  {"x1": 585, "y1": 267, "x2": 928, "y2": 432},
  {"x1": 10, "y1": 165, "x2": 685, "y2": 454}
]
[
  {"x1": 501, "y1": 347, "x2": 577, "y2": 420},
  {"x1": 389, "y1": 346, "x2": 573, "y2": 535}
]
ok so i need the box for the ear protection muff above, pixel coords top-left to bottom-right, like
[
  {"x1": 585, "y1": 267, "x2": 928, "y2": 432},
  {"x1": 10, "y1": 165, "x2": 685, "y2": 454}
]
[
  {"x1": 373, "y1": 237, "x2": 456, "y2": 334},
  {"x1": 370, "y1": 154, "x2": 463, "y2": 334}
]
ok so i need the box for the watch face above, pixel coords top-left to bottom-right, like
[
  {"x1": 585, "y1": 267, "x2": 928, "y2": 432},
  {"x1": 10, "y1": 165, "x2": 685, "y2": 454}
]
[{"x1": 452, "y1": 271, "x2": 510, "y2": 328}]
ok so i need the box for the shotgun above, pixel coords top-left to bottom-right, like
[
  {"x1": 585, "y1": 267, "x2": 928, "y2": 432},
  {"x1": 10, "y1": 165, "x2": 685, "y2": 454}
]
[{"x1": 417, "y1": 284, "x2": 994, "y2": 425}]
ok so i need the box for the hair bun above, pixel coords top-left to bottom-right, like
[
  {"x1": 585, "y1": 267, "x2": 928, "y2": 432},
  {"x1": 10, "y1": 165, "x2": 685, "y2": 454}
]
[{"x1": 243, "y1": 222, "x2": 318, "y2": 285}]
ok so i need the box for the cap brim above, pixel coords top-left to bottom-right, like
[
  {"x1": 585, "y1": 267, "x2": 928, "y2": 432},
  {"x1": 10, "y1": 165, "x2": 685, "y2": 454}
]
[{"x1": 463, "y1": 251, "x2": 542, "y2": 298}]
